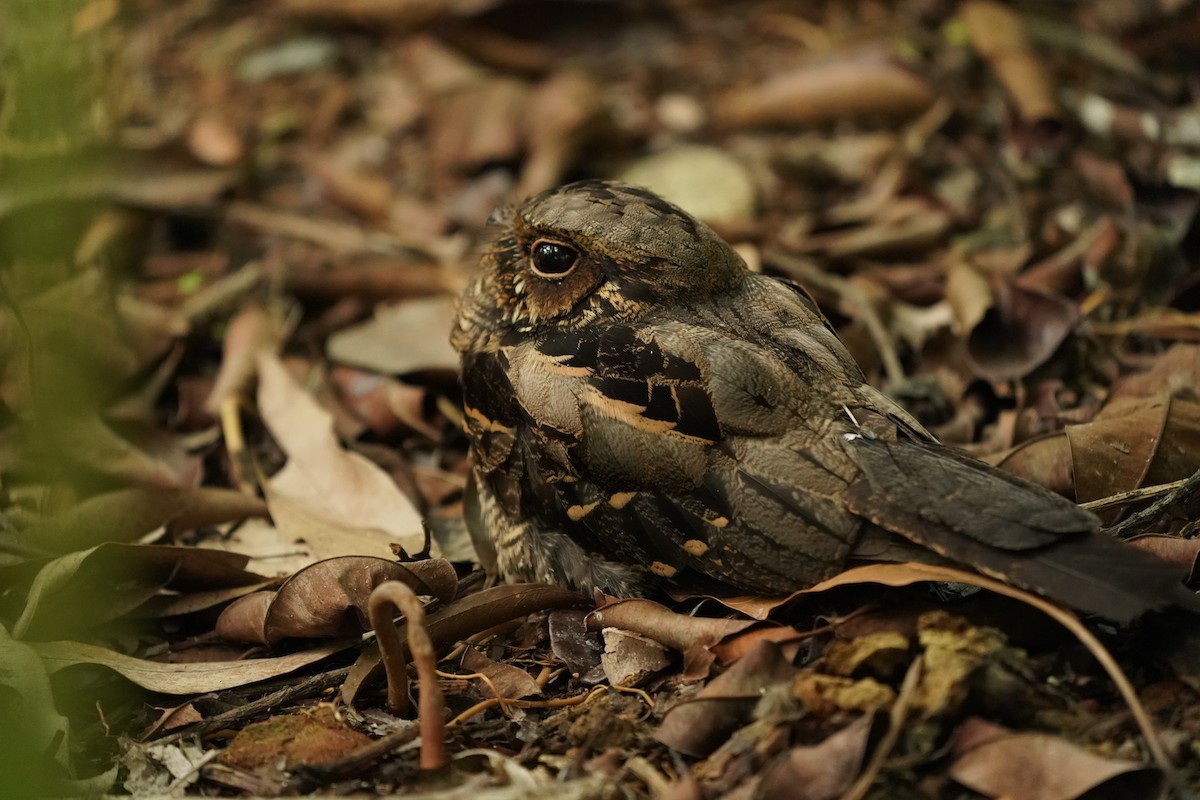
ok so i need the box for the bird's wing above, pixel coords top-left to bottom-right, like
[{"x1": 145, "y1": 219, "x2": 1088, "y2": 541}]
[
  {"x1": 495, "y1": 296, "x2": 868, "y2": 593},
  {"x1": 841, "y1": 433, "x2": 1200, "y2": 623}
]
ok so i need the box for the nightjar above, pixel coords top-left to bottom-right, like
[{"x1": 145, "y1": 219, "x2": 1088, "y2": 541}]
[{"x1": 452, "y1": 179, "x2": 1196, "y2": 622}]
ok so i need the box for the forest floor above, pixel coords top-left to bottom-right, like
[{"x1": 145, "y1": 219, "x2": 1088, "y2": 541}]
[{"x1": 3, "y1": 1, "x2": 1200, "y2": 798}]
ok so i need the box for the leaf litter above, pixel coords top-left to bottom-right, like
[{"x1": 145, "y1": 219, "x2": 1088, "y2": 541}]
[{"x1": 3, "y1": 1, "x2": 1200, "y2": 798}]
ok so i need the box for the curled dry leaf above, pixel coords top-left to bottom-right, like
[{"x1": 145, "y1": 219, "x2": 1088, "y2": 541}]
[
  {"x1": 656, "y1": 640, "x2": 796, "y2": 757},
  {"x1": 964, "y1": 276, "x2": 1078, "y2": 382},
  {"x1": 341, "y1": 583, "x2": 587, "y2": 705},
  {"x1": 213, "y1": 591, "x2": 272, "y2": 646},
  {"x1": 215, "y1": 556, "x2": 457, "y2": 645},
  {"x1": 949, "y1": 717, "x2": 1163, "y2": 800},
  {"x1": 1109, "y1": 344, "x2": 1200, "y2": 401},
  {"x1": 712, "y1": 47, "x2": 934, "y2": 129},
  {"x1": 1066, "y1": 396, "x2": 1169, "y2": 504},
  {"x1": 822, "y1": 631, "x2": 911, "y2": 681},
  {"x1": 586, "y1": 597, "x2": 754, "y2": 679},
  {"x1": 1126, "y1": 535, "x2": 1200, "y2": 583},
  {"x1": 994, "y1": 395, "x2": 1200, "y2": 507},
  {"x1": 913, "y1": 611, "x2": 1007, "y2": 718},
  {"x1": 989, "y1": 432, "x2": 1076, "y2": 497}
]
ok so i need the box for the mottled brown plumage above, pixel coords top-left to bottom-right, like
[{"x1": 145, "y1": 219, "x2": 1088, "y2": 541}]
[{"x1": 452, "y1": 180, "x2": 1196, "y2": 623}]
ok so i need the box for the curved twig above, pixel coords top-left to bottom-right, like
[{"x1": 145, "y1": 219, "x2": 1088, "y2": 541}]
[{"x1": 367, "y1": 580, "x2": 446, "y2": 770}]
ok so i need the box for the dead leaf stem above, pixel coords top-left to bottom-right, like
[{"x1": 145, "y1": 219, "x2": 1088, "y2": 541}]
[
  {"x1": 842, "y1": 654, "x2": 923, "y2": 800},
  {"x1": 367, "y1": 580, "x2": 446, "y2": 770}
]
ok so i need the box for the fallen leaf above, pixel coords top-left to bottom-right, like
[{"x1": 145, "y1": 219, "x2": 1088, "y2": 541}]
[
  {"x1": 215, "y1": 556, "x2": 457, "y2": 645},
  {"x1": 341, "y1": 584, "x2": 587, "y2": 705},
  {"x1": 656, "y1": 640, "x2": 796, "y2": 757},
  {"x1": 461, "y1": 646, "x2": 541, "y2": 699},
  {"x1": 757, "y1": 714, "x2": 876, "y2": 800},
  {"x1": 600, "y1": 627, "x2": 672, "y2": 687},
  {"x1": 32, "y1": 639, "x2": 354, "y2": 694},
  {"x1": 949, "y1": 717, "x2": 1163, "y2": 800},
  {"x1": 257, "y1": 352, "x2": 426, "y2": 558},
  {"x1": 324, "y1": 296, "x2": 459, "y2": 376},
  {"x1": 221, "y1": 706, "x2": 370, "y2": 770},
  {"x1": 712, "y1": 47, "x2": 934, "y2": 128},
  {"x1": 12, "y1": 543, "x2": 263, "y2": 639},
  {"x1": 965, "y1": 277, "x2": 1078, "y2": 382}
]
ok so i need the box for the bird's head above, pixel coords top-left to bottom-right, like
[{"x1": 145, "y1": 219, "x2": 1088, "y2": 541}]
[{"x1": 452, "y1": 180, "x2": 748, "y2": 351}]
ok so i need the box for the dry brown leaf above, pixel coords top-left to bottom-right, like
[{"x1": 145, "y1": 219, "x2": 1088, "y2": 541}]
[
  {"x1": 324, "y1": 296, "x2": 459, "y2": 376},
  {"x1": 949, "y1": 717, "x2": 1163, "y2": 799},
  {"x1": 221, "y1": 706, "x2": 371, "y2": 771},
  {"x1": 341, "y1": 584, "x2": 587, "y2": 705},
  {"x1": 990, "y1": 432, "x2": 1076, "y2": 497},
  {"x1": 961, "y1": 1, "x2": 1061, "y2": 125},
  {"x1": 1125, "y1": 535, "x2": 1200, "y2": 582},
  {"x1": 712, "y1": 47, "x2": 934, "y2": 129},
  {"x1": 216, "y1": 556, "x2": 456, "y2": 645},
  {"x1": 945, "y1": 260, "x2": 993, "y2": 331},
  {"x1": 656, "y1": 640, "x2": 796, "y2": 757},
  {"x1": 964, "y1": 277, "x2": 1078, "y2": 382},
  {"x1": 203, "y1": 302, "x2": 285, "y2": 415},
  {"x1": 33, "y1": 639, "x2": 354, "y2": 695},
  {"x1": 461, "y1": 646, "x2": 541, "y2": 700},
  {"x1": 757, "y1": 714, "x2": 875, "y2": 800},
  {"x1": 257, "y1": 352, "x2": 426, "y2": 558},
  {"x1": 600, "y1": 627, "x2": 671, "y2": 687},
  {"x1": 1067, "y1": 396, "x2": 1168, "y2": 503},
  {"x1": 914, "y1": 611, "x2": 1007, "y2": 718},
  {"x1": 1109, "y1": 345, "x2": 1200, "y2": 401}
]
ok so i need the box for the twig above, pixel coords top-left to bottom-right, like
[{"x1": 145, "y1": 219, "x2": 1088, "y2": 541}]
[
  {"x1": 367, "y1": 581, "x2": 446, "y2": 770},
  {"x1": 841, "y1": 655, "x2": 923, "y2": 800},
  {"x1": 1081, "y1": 477, "x2": 1190, "y2": 513},
  {"x1": 150, "y1": 667, "x2": 351, "y2": 744},
  {"x1": 446, "y1": 684, "x2": 654, "y2": 728},
  {"x1": 1106, "y1": 467, "x2": 1200, "y2": 540}
]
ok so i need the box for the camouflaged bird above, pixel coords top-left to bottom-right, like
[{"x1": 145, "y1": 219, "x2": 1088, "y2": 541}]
[{"x1": 452, "y1": 179, "x2": 1197, "y2": 623}]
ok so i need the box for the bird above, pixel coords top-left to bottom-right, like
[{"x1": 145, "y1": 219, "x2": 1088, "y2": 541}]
[{"x1": 451, "y1": 179, "x2": 1197, "y2": 624}]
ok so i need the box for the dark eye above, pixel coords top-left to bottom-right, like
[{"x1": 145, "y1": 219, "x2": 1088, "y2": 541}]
[{"x1": 529, "y1": 239, "x2": 579, "y2": 278}]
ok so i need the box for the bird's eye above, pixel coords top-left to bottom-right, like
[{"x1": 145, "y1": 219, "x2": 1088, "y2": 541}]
[{"x1": 529, "y1": 240, "x2": 579, "y2": 279}]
